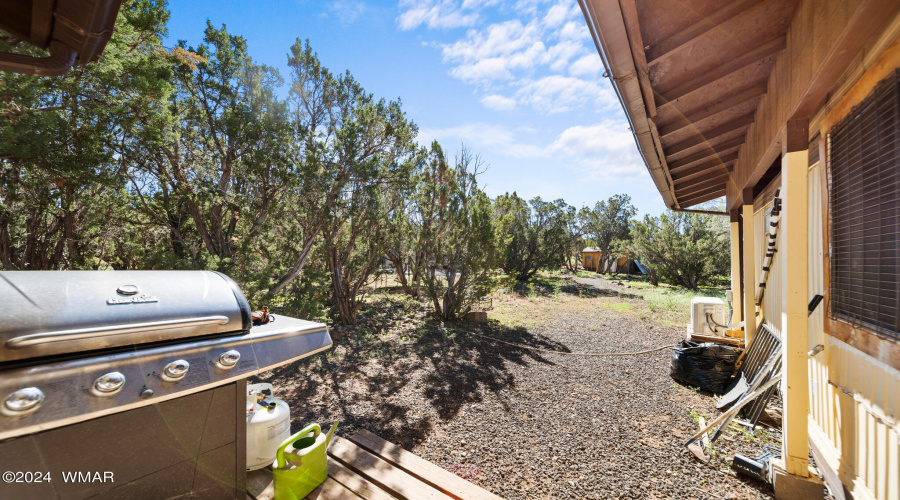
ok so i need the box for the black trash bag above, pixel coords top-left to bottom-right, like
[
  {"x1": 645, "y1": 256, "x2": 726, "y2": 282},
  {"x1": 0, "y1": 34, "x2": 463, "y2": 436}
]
[{"x1": 669, "y1": 340, "x2": 741, "y2": 394}]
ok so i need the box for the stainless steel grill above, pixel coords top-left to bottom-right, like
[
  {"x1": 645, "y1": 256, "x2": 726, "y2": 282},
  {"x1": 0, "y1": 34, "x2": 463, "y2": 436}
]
[
  {"x1": 0, "y1": 270, "x2": 332, "y2": 499},
  {"x1": 0, "y1": 271, "x2": 251, "y2": 362}
]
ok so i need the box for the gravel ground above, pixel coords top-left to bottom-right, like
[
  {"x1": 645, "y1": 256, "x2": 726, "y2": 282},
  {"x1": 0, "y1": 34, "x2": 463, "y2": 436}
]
[
  {"x1": 263, "y1": 276, "x2": 781, "y2": 499},
  {"x1": 572, "y1": 275, "x2": 625, "y2": 294}
]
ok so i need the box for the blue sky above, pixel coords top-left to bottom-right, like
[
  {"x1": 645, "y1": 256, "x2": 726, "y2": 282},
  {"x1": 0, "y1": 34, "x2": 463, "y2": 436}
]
[{"x1": 164, "y1": 0, "x2": 667, "y2": 216}]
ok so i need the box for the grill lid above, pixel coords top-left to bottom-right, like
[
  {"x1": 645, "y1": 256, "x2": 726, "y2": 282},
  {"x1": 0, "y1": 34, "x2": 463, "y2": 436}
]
[{"x1": 0, "y1": 271, "x2": 251, "y2": 363}]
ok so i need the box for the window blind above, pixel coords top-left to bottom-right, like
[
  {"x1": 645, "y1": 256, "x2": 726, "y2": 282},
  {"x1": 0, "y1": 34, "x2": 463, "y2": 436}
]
[{"x1": 827, "y1": 69, "x2": 900, "y2": 340}]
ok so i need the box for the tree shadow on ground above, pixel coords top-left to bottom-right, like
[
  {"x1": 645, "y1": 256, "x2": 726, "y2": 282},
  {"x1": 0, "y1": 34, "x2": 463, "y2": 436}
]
[
  {"x1": 413, "y1": 320, "x2": 568, "y2": 421},
  {"x1": 506, "y1": 275, "x2": 643, "y2": 300},
  {"x1": 263, "y1": 317, "x2": 569, "y2": 449}
]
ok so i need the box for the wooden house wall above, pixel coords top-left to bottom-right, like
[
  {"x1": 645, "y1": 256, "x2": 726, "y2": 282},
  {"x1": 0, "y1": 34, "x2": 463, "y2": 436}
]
[
  {"x1": 726, "y1": 0, "x2": 900, "y2": 209},
  {"x1": 805, "y1": 78, "x2": 900, "y2": 500},
  {"x1": 754, "y1": 198, "x2": 783, "y2": 337}
]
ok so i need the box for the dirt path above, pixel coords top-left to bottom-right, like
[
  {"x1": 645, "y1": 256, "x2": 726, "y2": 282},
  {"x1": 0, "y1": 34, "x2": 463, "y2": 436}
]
[
  {"x1": 264, "y1": 283, "x2": 777, "y2": 499},
  {"x1": 572, "y1": 274, "x2": 623, "y2": 294}
]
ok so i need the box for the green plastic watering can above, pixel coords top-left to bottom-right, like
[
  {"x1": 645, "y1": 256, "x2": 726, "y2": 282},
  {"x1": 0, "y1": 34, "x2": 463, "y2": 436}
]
[{"x1": 272, "y1": 422, "x2": 339, "y2": 500}]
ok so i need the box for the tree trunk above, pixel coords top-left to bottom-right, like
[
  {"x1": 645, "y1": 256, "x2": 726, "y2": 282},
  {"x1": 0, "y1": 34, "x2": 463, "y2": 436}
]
[
  {"x1": 564, "y1": 250, "x2": 579, "y2": 272},
  {"x1": 409, "y1": 253, "x2": 425, "y2": 299},
  {"x1": 62, "y1": 185, "x2": 81, "y2": 267},
  {"x1": 263, "y1": 226, "x2": 321, "y2": 300},
  {"x1": 679, "y1": 273, "x2": 699, "y2": 291},
  {"x1": 428, "y1": 274, "x2": 443, "y2": 321},
  {"x1": 388, "y1": 253, "x2": 421, "y2": 298},
  {"x1": 329, "y1": 258, "x2": 358, "y2": 325},
  {"x1": 647, "y1": 267, "x2": 659, "y2": 286},
  {"x1": 334, "y1": 292, "x2": 357, "y2": 325}
]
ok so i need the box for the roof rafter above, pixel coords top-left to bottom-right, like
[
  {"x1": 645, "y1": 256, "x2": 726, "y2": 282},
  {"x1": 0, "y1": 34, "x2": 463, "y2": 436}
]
[
  {"x1": 679, "y1": 188, "x2": 727, "y2": 207},
  {"x1": 672, "y1": 160, "x2": 736, "y2": 186},
  {"x1": 668, "y1": 141, "x2": 743, "y2": 171},
  {"x1": 654, "y1": 35, "x2": 785, "y2": 108},
  {"x1": 665, "y1": 113, "x2": 756, "y2": 157},
  {"x1": 657, "y1": 83, "x2": 767, "y2": 137},
  {"x1": 645, "y1": 0, "x2": 767, "y2": 64},
  {"x1": 676, "y1": 176, "x2": 730, "y2": 197},
  {"x1": 676, "y1": 179, "x2": 731, "y2": 200}
]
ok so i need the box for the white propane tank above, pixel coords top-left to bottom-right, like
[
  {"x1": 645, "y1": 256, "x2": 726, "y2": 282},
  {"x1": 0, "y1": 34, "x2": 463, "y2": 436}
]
[
  {"x1": 246, "y1": 383, "x2": 291, "y2": 471},
  {"x1": 690, "y1": 297, "x2": 726, "y2": 335}
]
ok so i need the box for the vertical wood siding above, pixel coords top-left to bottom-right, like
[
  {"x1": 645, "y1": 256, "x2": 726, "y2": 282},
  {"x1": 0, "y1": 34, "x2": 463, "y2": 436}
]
[
  {"x1": 750, "y1": 163, "x2": 899, "y2": 499},
  {"x1": 754, "y1": 198, "x2": 782, "y2": 336}
]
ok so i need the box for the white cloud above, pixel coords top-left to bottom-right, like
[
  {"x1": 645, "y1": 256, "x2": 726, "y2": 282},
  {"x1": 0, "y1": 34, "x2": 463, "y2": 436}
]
[
  {"x1": 480, "y1": 94, "x2": 517, "y2": 111},
  {"x1": 439, "y1": 17, "x2": 591, "y2": 90},
  {"x1": 549, "y1": 122, "x2": 646, "y2": 178},
  {"x1": 461, "y1": 0, "x2": 501, "y2": 8},
  {"x1": 584, "y1": 162, "x2": 648, "y2": 180},
  {"x1": 569, "y1": 53, "x2": 603, "y2": 77},
  {"x1": 397, "y1": 0, "x2": 480, "y2": 30},
  {"x1": 513, "y1": 0, "x2": 555, "y2": 17},
  {"x1": 417, "y1": 122, "x2": 547, "y2": 160},
  {"x1": 327, "y1": 0, "x2": 366, "y2": 25},
  {"x1": 441, "y1": 20, "x2": 552, "y2": 83},
  {"x1": 450, "y1": 57, "x2": 514, "y2": 81},
  {"x1": 421, "y1": 3, "x2": 604, "y2": 114},
  {"x1": 544, "y1": 39, "x2": 582, "y2": 72},
  {"x1": 543, "y1": 2, "x2": 579, "y2": 29},
  {"x1": 514, "y1": 75, "x2": 615, "y2": 114},
  {"x1": 557, "y1": 20, "x2": 589, "y2": 42},
  {"x1": 443, "y1": 20, "x2": 540, "y2": 64},
  {"x1": 550, "y1": 122, "x2": 635, "y2": 156},
  {"x1": 417, "y1": 122, "x2": 516, "y2": 149},
  {"x1": 417, "y1": 120, "x2": 645, "y2": 179}
]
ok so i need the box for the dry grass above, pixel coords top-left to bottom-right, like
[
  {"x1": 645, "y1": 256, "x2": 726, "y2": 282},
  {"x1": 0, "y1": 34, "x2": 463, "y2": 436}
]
[{"x1": 489, "y1": 270, "x2": 723, "y2": 330}]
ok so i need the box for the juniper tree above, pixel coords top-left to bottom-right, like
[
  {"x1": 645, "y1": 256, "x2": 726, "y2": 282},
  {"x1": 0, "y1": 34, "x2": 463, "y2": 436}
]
[
  {"x1": 494, "y1": 193, "x2": 573, "y2": 281},
  {"x1": 629, "y1": 210, "x2": 729, "y2": 290},
  {"x1": 583, "y1": 194, "x2": 636, "y2": 274},
  {"x1": 280, "y1": 40, "x2": 420, "y2": 323},
  {"x1": 0, "y1": 0, "x2": 174, "y2": 270},
  {"x1": 420, "y1": 146, "x2": 500, "y2": 321}
]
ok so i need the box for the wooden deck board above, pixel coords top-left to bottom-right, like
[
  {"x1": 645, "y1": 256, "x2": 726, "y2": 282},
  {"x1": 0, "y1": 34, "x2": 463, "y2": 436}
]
[
  {"x1": 348, "y1": 430, "x2": 501, "y2": 500},
  {"x1": 246, "y1": 432, "x2": 499, "y2": 500},
  {"x1": 247, "y1": 468, "x2": 275, "y2": 500},
  {"x1": 305, "y1": 477, "x2": 363, "y2": 500},
  {"x1": 327, "y1": 459, "x2": 396, "y2": 500},
  {"x1": 328, "y1": 436, "x2": 452, "y2": 500}
]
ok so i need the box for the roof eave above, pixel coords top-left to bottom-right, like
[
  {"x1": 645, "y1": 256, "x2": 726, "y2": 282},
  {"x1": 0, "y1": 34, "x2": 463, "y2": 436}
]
[{"x1": 579, "y1": 0, "x2": 678, "y2": 209}]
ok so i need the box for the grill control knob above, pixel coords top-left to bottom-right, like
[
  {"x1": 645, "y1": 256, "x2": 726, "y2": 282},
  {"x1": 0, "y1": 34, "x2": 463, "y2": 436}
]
[
  {"x1": 3, "y1": 387, "x2": 44, "y2": 415},
  {"x1": 91, "y1": 372, "x2": 126, "y2": 396},
  {"x1": 215, "y1": 350, "x2": 241, "y2": 370},
  {"x1": 160, "y1": 360, "x2": 190, "y2": 382}
]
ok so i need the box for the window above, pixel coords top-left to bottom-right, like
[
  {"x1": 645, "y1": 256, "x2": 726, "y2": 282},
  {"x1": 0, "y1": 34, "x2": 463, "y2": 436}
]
[{"x1": 827, "y1": 69, "x2": 900, "y2": 340}]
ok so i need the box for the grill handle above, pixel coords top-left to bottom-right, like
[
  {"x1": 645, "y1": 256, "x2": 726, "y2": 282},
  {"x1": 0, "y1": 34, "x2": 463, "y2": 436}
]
[{"x1": 5, "y1": 316, "x2": 231, "y2": 349}]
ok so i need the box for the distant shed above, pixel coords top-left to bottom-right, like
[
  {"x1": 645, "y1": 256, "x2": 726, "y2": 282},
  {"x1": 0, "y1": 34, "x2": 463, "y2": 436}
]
[
  {"x1": 610, "y1": 256, "x2": 646, "y2": 275},
  {"x1": 581, "y1": 247, "x2": 603, "y2": 271},
  {"x1": 582, "y1": 247, "x2": 647, "y2": 274}
]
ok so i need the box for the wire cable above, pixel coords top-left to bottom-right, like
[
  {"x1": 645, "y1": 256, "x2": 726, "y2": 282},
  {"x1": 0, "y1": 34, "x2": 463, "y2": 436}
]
[{"x1": 706, "y1": 311, "x2": 730, "y2": 332}]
